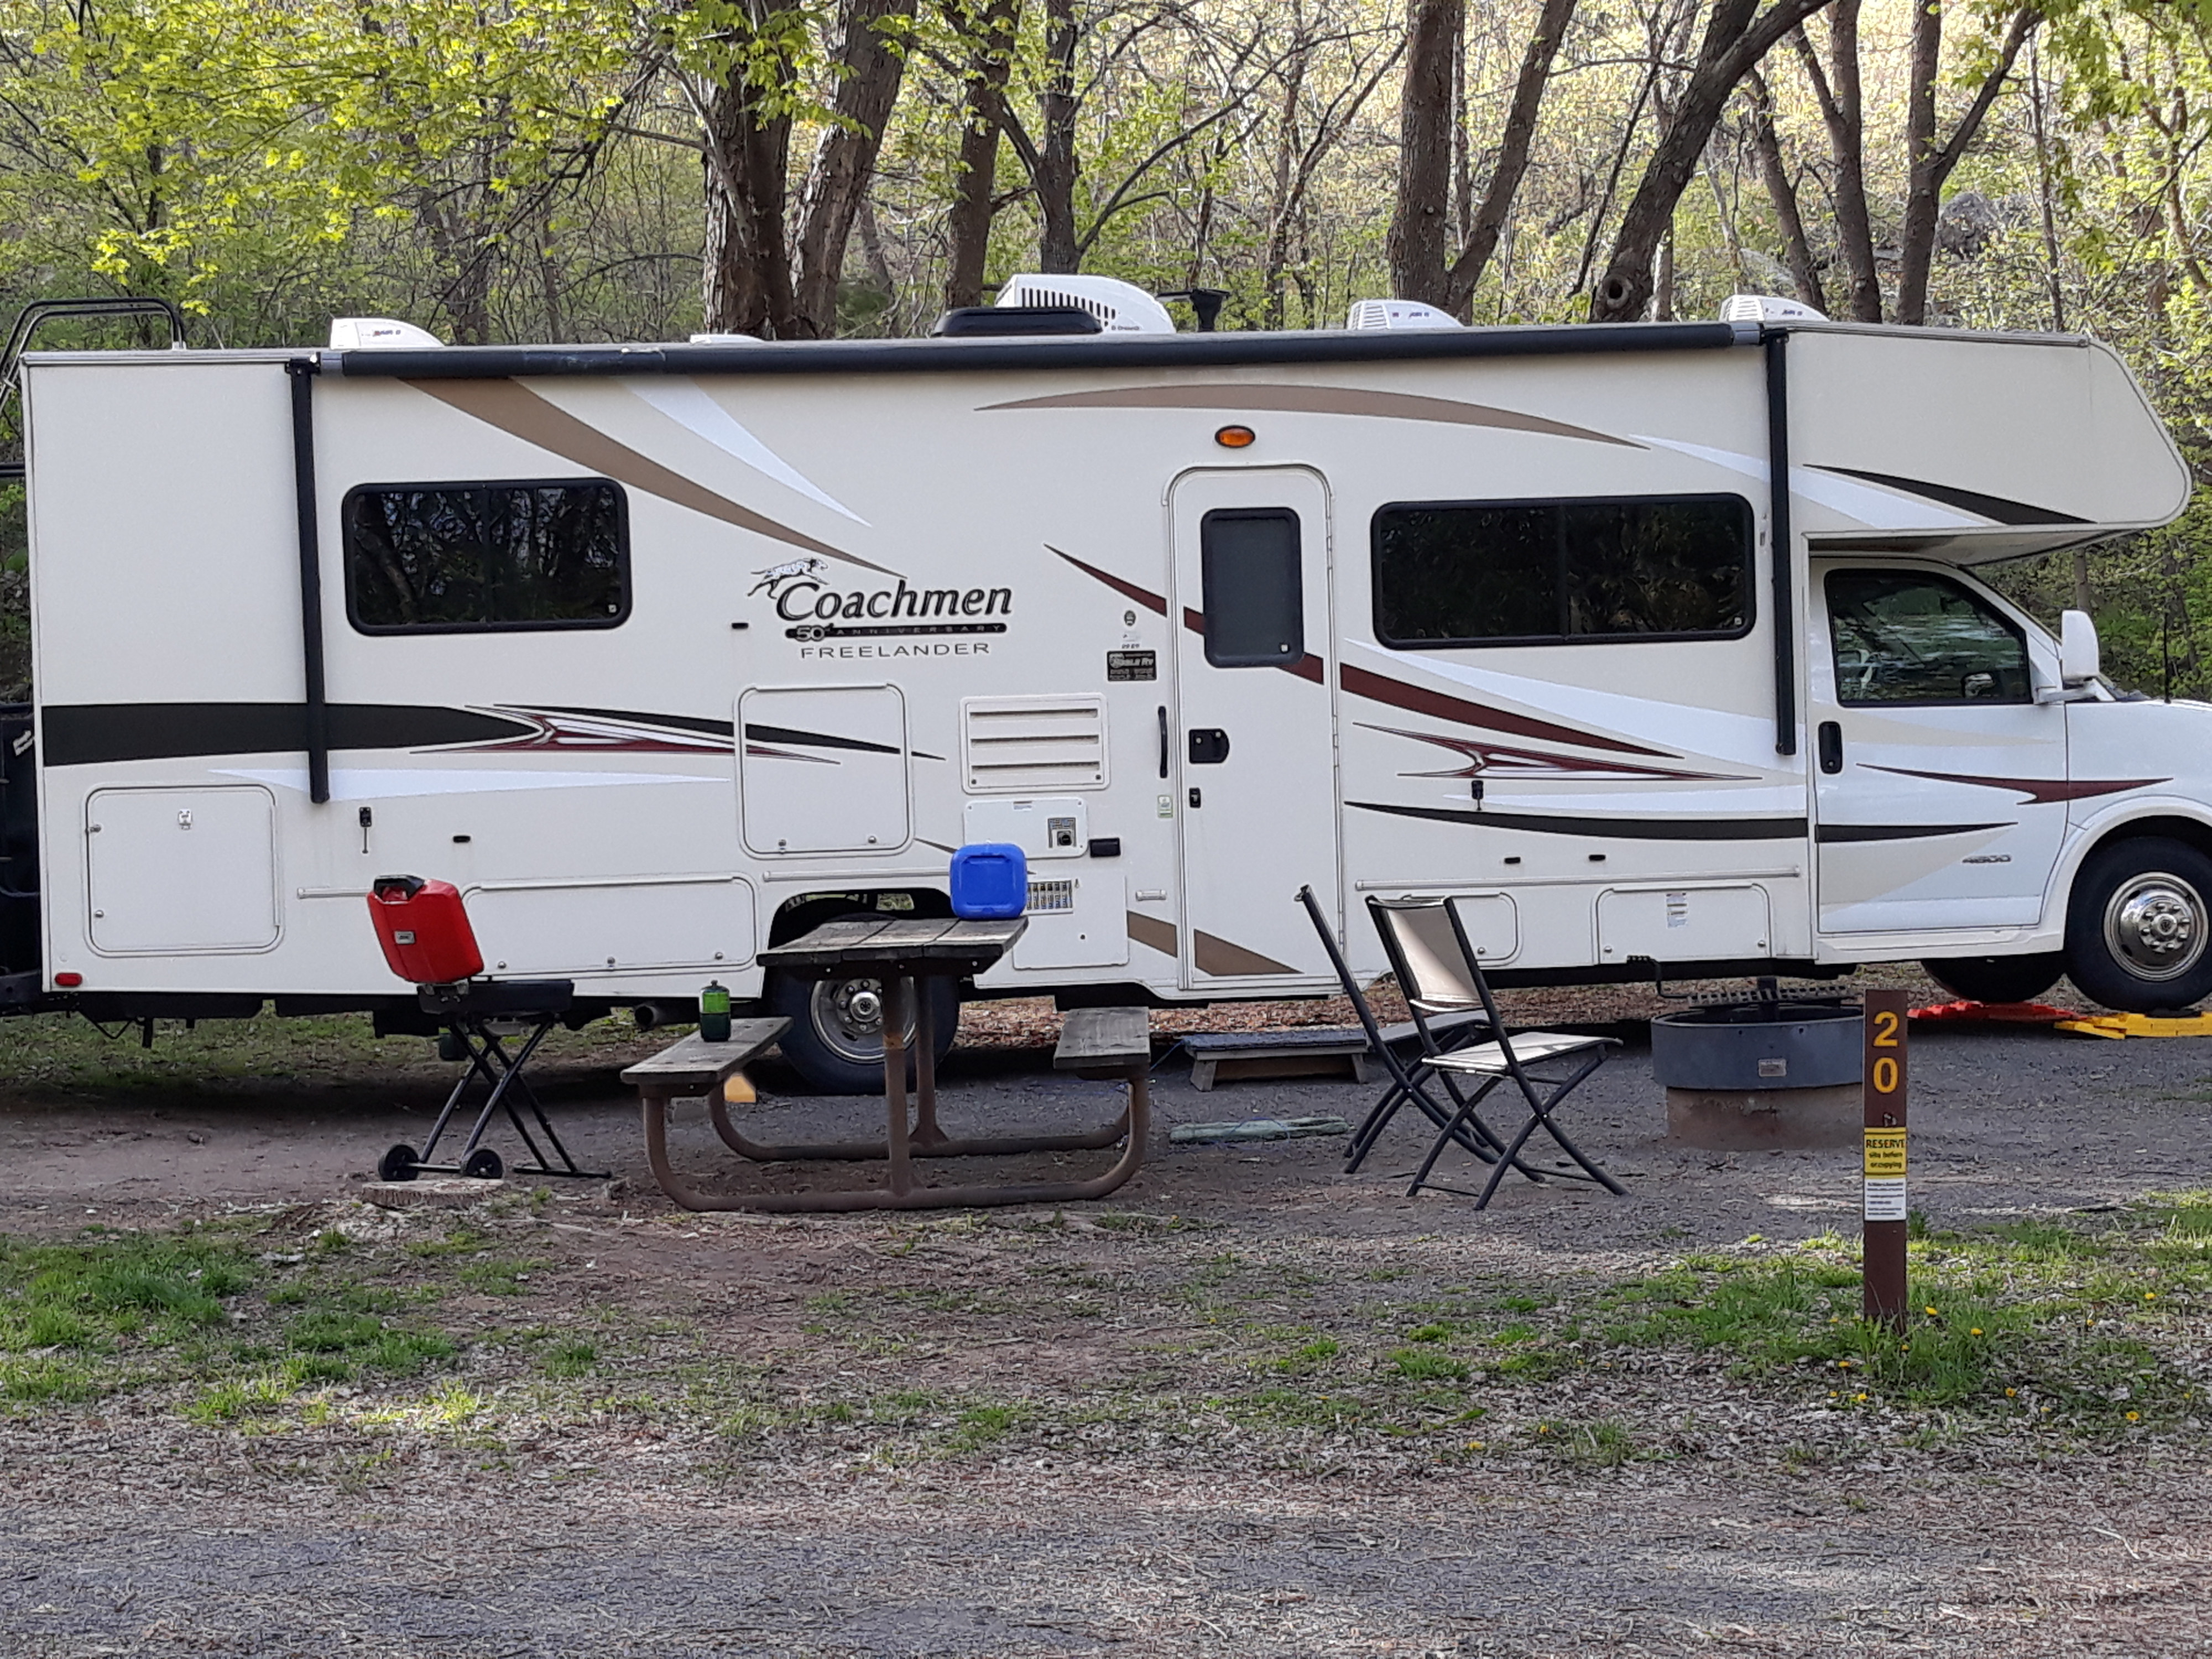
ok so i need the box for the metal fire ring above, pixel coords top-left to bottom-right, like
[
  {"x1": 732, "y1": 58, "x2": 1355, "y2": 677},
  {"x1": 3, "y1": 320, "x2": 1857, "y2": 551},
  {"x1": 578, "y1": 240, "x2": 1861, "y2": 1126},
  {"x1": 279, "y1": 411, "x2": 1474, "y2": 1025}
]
[{"x1": 2104, "y1": 873, "x2": 2209, "y2": 982}]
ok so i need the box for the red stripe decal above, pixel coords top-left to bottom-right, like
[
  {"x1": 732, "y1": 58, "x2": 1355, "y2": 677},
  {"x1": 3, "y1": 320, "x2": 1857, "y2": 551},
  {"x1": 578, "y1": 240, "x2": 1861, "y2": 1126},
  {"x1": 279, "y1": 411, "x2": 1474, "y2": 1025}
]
[{"x1": 1339, "y1": 664, "x2": 1672, "y2": 758}]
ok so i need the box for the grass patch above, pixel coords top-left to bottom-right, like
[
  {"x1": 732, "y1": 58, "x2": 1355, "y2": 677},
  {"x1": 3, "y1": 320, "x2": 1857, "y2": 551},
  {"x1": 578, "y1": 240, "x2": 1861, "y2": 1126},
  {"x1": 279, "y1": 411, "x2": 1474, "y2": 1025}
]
[
  {"x1": 1387, "y1": 1346, "x2": 1469, "y2": 1383},
  {"x1": 544, "y1": 1339, "x2": 596, "y2": 1379}
]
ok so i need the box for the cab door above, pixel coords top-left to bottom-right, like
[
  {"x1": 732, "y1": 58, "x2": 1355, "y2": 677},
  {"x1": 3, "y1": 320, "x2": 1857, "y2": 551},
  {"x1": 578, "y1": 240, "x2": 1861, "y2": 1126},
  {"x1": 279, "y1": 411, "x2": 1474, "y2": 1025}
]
[
  {"x1": 1809, "y1": 562, "x2": 2069, "y2": 933},
  {"x1": 1170, "y1": 468, "x2": 1339, "y2": 990}
]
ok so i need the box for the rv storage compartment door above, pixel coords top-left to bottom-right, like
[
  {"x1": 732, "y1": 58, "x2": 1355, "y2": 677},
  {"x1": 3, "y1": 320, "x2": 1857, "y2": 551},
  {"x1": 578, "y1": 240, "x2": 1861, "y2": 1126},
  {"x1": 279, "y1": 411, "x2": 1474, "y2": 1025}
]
[
  {"x1": 86, "y1": 786, "x2": 280, "y2": 953},
  {"x1": 739, "y1": 685, "x2": 910, "y2": 855},
  {"x1": 465, "y1": 876, "x2": 757, "y2": 976},
  {"x1": 1597, "y1": 884, "x2": 1770, "y2": 965}
]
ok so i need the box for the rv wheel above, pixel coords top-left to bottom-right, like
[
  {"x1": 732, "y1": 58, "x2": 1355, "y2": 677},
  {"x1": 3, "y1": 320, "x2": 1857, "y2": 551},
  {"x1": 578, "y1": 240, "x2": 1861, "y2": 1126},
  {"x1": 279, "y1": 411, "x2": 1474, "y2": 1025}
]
[
  {"x1": 2065, "y1": 837, "x2": 2212, "y2": 1012},
  {"x1": 764, "y1": 968, "x2": 959, "y2": 1094},
  {"x1": 1921, "y1": 953, "x2": 2064, "y2": 1005}
]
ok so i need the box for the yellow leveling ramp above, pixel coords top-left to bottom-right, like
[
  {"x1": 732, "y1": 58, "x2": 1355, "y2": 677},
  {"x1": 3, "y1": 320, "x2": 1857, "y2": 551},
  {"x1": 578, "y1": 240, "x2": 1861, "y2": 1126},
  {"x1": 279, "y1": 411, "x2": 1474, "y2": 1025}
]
[{"x1": 2054, "y1": 1011, "x2": 2212, "y2": 1040}]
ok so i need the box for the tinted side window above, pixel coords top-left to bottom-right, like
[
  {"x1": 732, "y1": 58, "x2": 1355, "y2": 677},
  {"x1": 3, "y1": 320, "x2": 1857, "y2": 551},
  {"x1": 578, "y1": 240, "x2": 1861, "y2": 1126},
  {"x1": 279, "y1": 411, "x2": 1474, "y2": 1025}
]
[
  {"x1": 1827, "y1": 570, "x2": 2031, "y2": 705},
  {"x1": 345, "y1": 479, "x2": 629, "y2": 633},
  {"x1": 1201, "y1": 508, "x2": 1303, "y2": 666},
  {"x1": 1372, "y1": 495, "x2": 1752, "y2": 647}
]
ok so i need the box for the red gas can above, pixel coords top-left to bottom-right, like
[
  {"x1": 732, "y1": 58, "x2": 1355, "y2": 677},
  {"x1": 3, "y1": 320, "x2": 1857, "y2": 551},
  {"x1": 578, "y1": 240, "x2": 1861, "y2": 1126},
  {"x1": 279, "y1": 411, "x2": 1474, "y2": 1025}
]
[{"x1": 367, "y1": 875, "x2": 484, "y2": 985}]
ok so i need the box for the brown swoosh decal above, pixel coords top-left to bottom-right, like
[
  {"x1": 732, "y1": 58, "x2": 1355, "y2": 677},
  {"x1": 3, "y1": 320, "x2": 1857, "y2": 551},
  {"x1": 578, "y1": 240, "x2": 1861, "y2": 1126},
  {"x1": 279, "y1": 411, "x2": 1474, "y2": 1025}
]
[
  {"x1": 408, "y1": 379, "x2": 894, "y2": 575},
  {"x1": 1126, "y1": 912, "x2": 1178, "y2": 957},
  {"x1": 1051, "y1": 546, "x2": 1165, "y2": 615},
  {"x1": 1339, "y1": 664, "x2": 1671, "y2": 758},
  {"x1": 1363, "y1": 723, "x2": 1745, "y2": 782},
  {"x1": 1193, "y1": 929, "x2": 1299, "y2": 977},
  {"x1": 1861, "y1": 766, "x2": 2168, "y2": 804},
  {"x1": 984, "y1": 384, "x2": 1639, "y2": 448}
]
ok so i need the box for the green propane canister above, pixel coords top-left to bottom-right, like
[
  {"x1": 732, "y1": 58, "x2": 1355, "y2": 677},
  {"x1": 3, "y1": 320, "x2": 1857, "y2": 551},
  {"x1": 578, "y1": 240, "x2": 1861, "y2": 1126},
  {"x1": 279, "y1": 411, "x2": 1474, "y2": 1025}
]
[{"x1": 700, "y1": 981, "x2": 732, "y2": 1044}]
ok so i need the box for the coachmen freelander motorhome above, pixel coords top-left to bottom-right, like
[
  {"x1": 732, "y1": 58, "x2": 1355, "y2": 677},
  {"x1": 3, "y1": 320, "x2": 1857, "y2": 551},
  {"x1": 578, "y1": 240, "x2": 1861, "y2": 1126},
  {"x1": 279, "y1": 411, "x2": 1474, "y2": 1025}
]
[{"x1": 0, "y1": 283, "x2": 2198, "y2": 1090}]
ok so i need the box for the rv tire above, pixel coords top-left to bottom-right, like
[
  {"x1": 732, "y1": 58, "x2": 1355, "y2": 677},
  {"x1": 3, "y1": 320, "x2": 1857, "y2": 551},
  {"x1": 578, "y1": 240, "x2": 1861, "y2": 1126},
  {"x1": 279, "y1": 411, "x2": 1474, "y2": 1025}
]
[
  {"x1": 2064, "y1": 837, "x2": 2212, "y2": 1012},
  {"x1": 1921, "y1": 953, "x2": 2064, "y2": 1005},
  {"x1": 764, "y1": 967, "x2": 959, "y2": 1095}
]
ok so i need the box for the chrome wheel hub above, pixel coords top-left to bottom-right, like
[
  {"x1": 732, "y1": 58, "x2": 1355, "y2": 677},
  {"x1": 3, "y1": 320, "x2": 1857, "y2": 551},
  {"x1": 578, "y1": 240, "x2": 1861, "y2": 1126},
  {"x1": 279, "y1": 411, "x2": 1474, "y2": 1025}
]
[
  {"x1": 808, "y1": 976, "x2": 914, "y2": 1061},
  {"x1": 2105, "y1": 874, "x2": 2209, "y2": 982}
]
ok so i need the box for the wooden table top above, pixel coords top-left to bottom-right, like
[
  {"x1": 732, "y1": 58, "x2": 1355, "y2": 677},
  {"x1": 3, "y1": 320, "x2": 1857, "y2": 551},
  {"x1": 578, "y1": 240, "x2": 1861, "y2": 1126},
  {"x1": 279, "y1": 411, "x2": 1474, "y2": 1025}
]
[{"x1": 760, "y1": 915, "x2": 1028, "y2": 973}]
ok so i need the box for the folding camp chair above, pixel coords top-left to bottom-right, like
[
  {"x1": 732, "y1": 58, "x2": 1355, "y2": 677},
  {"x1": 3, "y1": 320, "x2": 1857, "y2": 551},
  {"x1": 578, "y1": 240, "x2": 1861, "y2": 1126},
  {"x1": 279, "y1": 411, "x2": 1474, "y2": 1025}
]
[
  {"x1": 1368, "y1": 895, "x2": 1625, "y2": 1209},
  {"x1": 1294, "y1": 885, "x2": 1517, "y2": 1179},
  {"x1": 366, "y1": 875, "x2": 607, "y2": 1184}
]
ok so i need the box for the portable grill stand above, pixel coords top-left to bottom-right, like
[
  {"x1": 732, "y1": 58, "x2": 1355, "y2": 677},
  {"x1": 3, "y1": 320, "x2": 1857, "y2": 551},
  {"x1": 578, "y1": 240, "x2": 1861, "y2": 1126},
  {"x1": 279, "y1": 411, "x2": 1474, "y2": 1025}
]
[{"x1": 377, "y1": 979, "x2": 608, "y2": 1183}]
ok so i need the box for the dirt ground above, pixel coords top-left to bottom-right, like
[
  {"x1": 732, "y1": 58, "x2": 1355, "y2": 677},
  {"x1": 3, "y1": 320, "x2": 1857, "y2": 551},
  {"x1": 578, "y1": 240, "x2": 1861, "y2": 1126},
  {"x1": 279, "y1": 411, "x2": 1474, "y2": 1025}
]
[{"x1": 3, "y1": 978, "x2": 2211, "y2": 1657}]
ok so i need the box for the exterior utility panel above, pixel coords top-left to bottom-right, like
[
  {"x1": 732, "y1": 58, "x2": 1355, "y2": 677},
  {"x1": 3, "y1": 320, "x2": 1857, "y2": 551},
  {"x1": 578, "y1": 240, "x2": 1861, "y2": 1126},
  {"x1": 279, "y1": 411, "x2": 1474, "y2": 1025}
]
[{"x1": 12, "y1": 319, "x2": 2198, "y2": 1054}]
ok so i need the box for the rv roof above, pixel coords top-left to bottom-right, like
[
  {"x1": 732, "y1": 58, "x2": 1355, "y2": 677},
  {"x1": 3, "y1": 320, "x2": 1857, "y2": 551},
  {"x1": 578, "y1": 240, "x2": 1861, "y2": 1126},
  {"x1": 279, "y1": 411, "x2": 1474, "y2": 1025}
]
[{"x1": 23, "y1": 317, "x2": 2099, "y2": 381}]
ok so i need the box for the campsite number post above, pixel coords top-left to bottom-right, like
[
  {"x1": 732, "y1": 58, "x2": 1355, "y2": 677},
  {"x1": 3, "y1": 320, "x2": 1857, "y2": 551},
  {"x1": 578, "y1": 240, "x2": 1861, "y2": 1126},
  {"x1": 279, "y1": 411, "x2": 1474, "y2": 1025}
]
[{"x1": 1862, "y1": 989, "x2": 1909, "y2": 1326}]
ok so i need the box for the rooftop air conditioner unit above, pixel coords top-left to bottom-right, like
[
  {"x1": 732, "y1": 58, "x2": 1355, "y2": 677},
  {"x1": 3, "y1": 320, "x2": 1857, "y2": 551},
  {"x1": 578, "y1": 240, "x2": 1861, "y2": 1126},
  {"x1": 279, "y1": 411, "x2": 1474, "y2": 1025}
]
[
  {"x1": 1345, "y1": 299, "x2": 1463, "y2": 331},
  {"x1": 995, "y1": 275, "x2": 1176, "y2": 335},
  {"x1": 328, "y1": 317, "x2": 445, "y2": 349},
  {"x1": 1718, "y1": 294, "x2": 1828, "y2": 324}
]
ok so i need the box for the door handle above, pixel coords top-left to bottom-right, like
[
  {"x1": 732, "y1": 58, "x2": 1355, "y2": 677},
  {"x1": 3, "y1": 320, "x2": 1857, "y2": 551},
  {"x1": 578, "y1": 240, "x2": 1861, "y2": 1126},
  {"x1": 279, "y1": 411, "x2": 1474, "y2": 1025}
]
[
  {"x1": 1188, "y1": 728, "x2": 1230, "y2": 765},
  {"x1": 1157, "y1": 706, "x2": 1168, "y2": 780},
  {"x1": 1189, "y1": 786, "x2": 1202, "y2": 809},
  {"x1": 1817, "y1": 721, "x2": 1844, "y2": 775}
]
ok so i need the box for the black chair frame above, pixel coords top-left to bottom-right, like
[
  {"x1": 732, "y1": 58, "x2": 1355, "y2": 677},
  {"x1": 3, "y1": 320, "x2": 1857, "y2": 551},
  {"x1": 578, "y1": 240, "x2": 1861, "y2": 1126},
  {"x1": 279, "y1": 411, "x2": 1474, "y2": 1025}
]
[
  {"x1": 1296, "y1": 885, "x2": 1539, "y2": 1182},
  {"x1": 1389, "y1": 896, "x2": 1625, "y2": 1208}
]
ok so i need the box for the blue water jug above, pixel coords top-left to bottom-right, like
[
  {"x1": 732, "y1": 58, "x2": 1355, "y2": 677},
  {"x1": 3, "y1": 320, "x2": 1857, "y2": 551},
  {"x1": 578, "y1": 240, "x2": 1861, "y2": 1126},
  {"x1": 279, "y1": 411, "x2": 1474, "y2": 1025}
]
[{"x1": 951, "y1": 843, "x2": 1028, "y2": 919}]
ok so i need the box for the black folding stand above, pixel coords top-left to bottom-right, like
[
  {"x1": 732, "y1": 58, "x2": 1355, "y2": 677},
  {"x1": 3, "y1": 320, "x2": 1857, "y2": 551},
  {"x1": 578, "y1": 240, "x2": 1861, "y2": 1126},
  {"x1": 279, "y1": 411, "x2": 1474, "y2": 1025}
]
[{"x1": 377, "y1": 979, "x2": 608, "y2": 1182}]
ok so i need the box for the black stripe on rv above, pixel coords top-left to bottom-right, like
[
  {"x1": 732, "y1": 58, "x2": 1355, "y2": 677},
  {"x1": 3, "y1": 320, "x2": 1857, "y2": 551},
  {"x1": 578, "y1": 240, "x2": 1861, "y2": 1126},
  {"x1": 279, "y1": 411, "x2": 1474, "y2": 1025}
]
[
  {"x1": 544, "y1": 704, "x2": 734, "y2": 737},
  {"x1": 1349, "y1": 802, "x2": 1808, "y2": 840},
  {"x1": 41, "y1": 703, "x2": 540, "y2": 768},
  {"x1": 1815, "y1": 821, "x2": 2015, "y2": 842},
  {"x1": 1807, "y1": 466, "x2": 2090, "y2": 528},
  {"x1": 742, "y1": 723, "x2": 901, "y2": 756}
]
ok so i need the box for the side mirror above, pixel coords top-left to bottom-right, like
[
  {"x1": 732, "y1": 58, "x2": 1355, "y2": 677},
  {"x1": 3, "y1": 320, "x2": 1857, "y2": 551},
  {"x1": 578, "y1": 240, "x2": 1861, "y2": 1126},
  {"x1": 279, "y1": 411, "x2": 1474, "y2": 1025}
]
[{"x1": 2061, "y1": 609, "x2": 2101, "y2": 686}]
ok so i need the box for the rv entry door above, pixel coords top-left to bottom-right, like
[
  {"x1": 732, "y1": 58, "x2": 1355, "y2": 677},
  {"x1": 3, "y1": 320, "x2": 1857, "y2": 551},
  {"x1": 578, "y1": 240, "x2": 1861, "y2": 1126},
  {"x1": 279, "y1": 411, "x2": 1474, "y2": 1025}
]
[
  {"x1": 1170, "y1": 468, "x2": 1340, "y2": 991},
  {"x1": 1810, "y1": 565, "x2": 2068, "y2": 934}
]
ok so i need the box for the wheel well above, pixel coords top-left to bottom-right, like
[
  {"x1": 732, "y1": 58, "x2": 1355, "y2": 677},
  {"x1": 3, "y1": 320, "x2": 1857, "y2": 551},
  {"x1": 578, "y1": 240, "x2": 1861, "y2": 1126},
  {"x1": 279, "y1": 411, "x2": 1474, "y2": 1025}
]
[
  {"x1": 766, "y1": 888, "x2": 952, "y2": 947},
  {"x1": 2078, "y1": 816, "x2": 2212, "y2": 884}
]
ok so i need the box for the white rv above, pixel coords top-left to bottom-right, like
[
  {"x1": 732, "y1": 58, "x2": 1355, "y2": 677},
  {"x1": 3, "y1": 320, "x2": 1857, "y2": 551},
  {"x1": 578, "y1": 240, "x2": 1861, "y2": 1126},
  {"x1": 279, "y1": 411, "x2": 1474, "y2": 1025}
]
[{"x1": 2, "y1": 283, "x2": 2198, "y2": 1089}]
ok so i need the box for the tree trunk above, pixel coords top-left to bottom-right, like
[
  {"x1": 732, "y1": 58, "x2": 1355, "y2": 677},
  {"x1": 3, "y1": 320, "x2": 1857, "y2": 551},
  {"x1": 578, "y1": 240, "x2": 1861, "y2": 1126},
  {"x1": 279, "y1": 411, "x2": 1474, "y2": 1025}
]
[
  {"x1": 1588, "y1": 0, "x2": 1835, "y2": 324},
  {"x1": 791, "y1": 0, "x2": 919, "y2": 337},
  {"x1": 1265, "y1": 29, "x2": 1312, "y2": 328},
  {"x1": 1442, "y1": 0, "x2": 1577, "y2": 314},
  {"x1": 701, "y1": 70, "x2": 795, "y2": 336},
  {"x1": 1790, "y1": 9, "x2": 1880, "y2": 319},
  {"x1": 1035, "y1": 0, "x2": 1081, "y2": 272},
  {"x1": 945, "y1": 0, "x2": 1021, "y2": 309},
  {"x1": 1744, "y1": 69, "x2": 1827, "y2": 311},
  {"x1": 1894, "y1": 4, "x2": 2039, "y2": 325},
  {"x1": 1387, "y1": 0, "x2": 1462, "y2": 306}
]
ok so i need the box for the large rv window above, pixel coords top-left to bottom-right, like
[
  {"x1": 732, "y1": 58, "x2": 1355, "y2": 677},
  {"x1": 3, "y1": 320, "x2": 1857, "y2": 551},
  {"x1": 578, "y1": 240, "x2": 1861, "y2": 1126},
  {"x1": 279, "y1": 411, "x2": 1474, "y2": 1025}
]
[
  {"x1": 344, "y1": 480, "x2": 629, "y2": 633},
  {"x1": 1200, "y1": 508, "x2": 1303, "y2": 666},
  {"x1": 1826, "y1": 570, "x2": 2031, "y2": 705},
  {"x1": 1371, "y1": 495, "x2": 1752, "y2": 648}
]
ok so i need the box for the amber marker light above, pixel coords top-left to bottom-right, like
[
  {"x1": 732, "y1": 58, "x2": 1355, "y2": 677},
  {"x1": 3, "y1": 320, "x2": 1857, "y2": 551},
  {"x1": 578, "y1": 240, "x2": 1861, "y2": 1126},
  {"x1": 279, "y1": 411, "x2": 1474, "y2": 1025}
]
[{"x1": 1214, "y1": 425, "x2": 1256, "y2": 449}]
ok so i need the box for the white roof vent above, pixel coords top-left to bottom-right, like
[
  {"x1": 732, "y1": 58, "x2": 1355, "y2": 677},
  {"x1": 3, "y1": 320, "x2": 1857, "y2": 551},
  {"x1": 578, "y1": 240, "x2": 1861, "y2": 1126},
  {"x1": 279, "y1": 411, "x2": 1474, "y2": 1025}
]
[
  {"x1": 329, "y1": 317, "x2": 445, "y2": 349},
  {"x1": 1347, "y1": 299, "x2": 1463, "y2": 331},
  {"x1": 997, "y1": 275, "x2": 1175, "y2": 335},
  {"x1": 1718, "y1": 294, "x2": 1827, "y2": 324}
]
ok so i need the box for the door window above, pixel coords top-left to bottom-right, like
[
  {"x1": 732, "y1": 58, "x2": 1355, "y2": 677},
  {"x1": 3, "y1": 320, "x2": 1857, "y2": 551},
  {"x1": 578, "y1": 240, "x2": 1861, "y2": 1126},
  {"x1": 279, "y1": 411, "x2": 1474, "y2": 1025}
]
[
  {"x1": 1199, "y1": 509, "x2": 1303, "y2": 666},
  {"x1": 1826, "y1": 570, "x2": 2031, "y2": 705}
]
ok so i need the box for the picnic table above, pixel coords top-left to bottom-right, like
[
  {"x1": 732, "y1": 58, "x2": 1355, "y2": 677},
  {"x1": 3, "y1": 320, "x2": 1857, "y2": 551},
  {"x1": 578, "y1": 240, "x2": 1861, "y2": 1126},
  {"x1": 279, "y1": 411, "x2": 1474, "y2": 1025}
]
[{"x1": 629, "y1": 915, "x2": 1153, "y2": 1211}]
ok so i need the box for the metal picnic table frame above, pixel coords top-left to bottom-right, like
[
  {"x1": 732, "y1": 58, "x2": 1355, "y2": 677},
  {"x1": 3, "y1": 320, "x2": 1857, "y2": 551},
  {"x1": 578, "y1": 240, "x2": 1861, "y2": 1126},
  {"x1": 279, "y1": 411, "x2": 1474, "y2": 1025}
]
[{"x1": 632, "y1": 916, "x2": 1154, "y2": 1211}]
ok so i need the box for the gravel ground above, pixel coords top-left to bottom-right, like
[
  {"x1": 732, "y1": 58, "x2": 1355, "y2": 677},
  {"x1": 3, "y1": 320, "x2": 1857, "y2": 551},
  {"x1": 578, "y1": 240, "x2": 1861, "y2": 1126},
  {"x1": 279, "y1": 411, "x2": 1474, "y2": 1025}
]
[{"x1": 1, "y1": 978, "x2": 2210, "y2": 1656}]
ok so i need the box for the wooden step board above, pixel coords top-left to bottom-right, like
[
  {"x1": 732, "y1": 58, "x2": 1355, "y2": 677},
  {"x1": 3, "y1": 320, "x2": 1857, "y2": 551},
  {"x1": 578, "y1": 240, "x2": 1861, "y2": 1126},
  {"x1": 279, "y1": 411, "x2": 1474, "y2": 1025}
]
[{"x1": 1182, "y1": 1028, "x2": 1373, "y2": 1092}]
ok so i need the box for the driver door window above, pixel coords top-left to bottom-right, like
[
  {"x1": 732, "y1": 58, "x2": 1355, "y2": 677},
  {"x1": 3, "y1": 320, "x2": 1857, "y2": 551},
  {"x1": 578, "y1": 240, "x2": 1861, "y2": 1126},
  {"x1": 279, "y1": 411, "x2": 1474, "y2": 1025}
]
[{"x1": 1826, "y1": 569, "x2": 2031, "y2": 705}]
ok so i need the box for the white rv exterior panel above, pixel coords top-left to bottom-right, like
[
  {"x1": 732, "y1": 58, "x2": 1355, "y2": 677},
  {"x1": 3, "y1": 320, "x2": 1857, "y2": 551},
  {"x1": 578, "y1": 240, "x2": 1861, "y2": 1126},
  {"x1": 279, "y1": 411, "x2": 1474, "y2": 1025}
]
[
  {"x1": 1596, "y1": 883, "x2": 1771, "y2": 964},
  {"x1": 739, "y1": 685, "x2": 909, "y2": 855}
]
